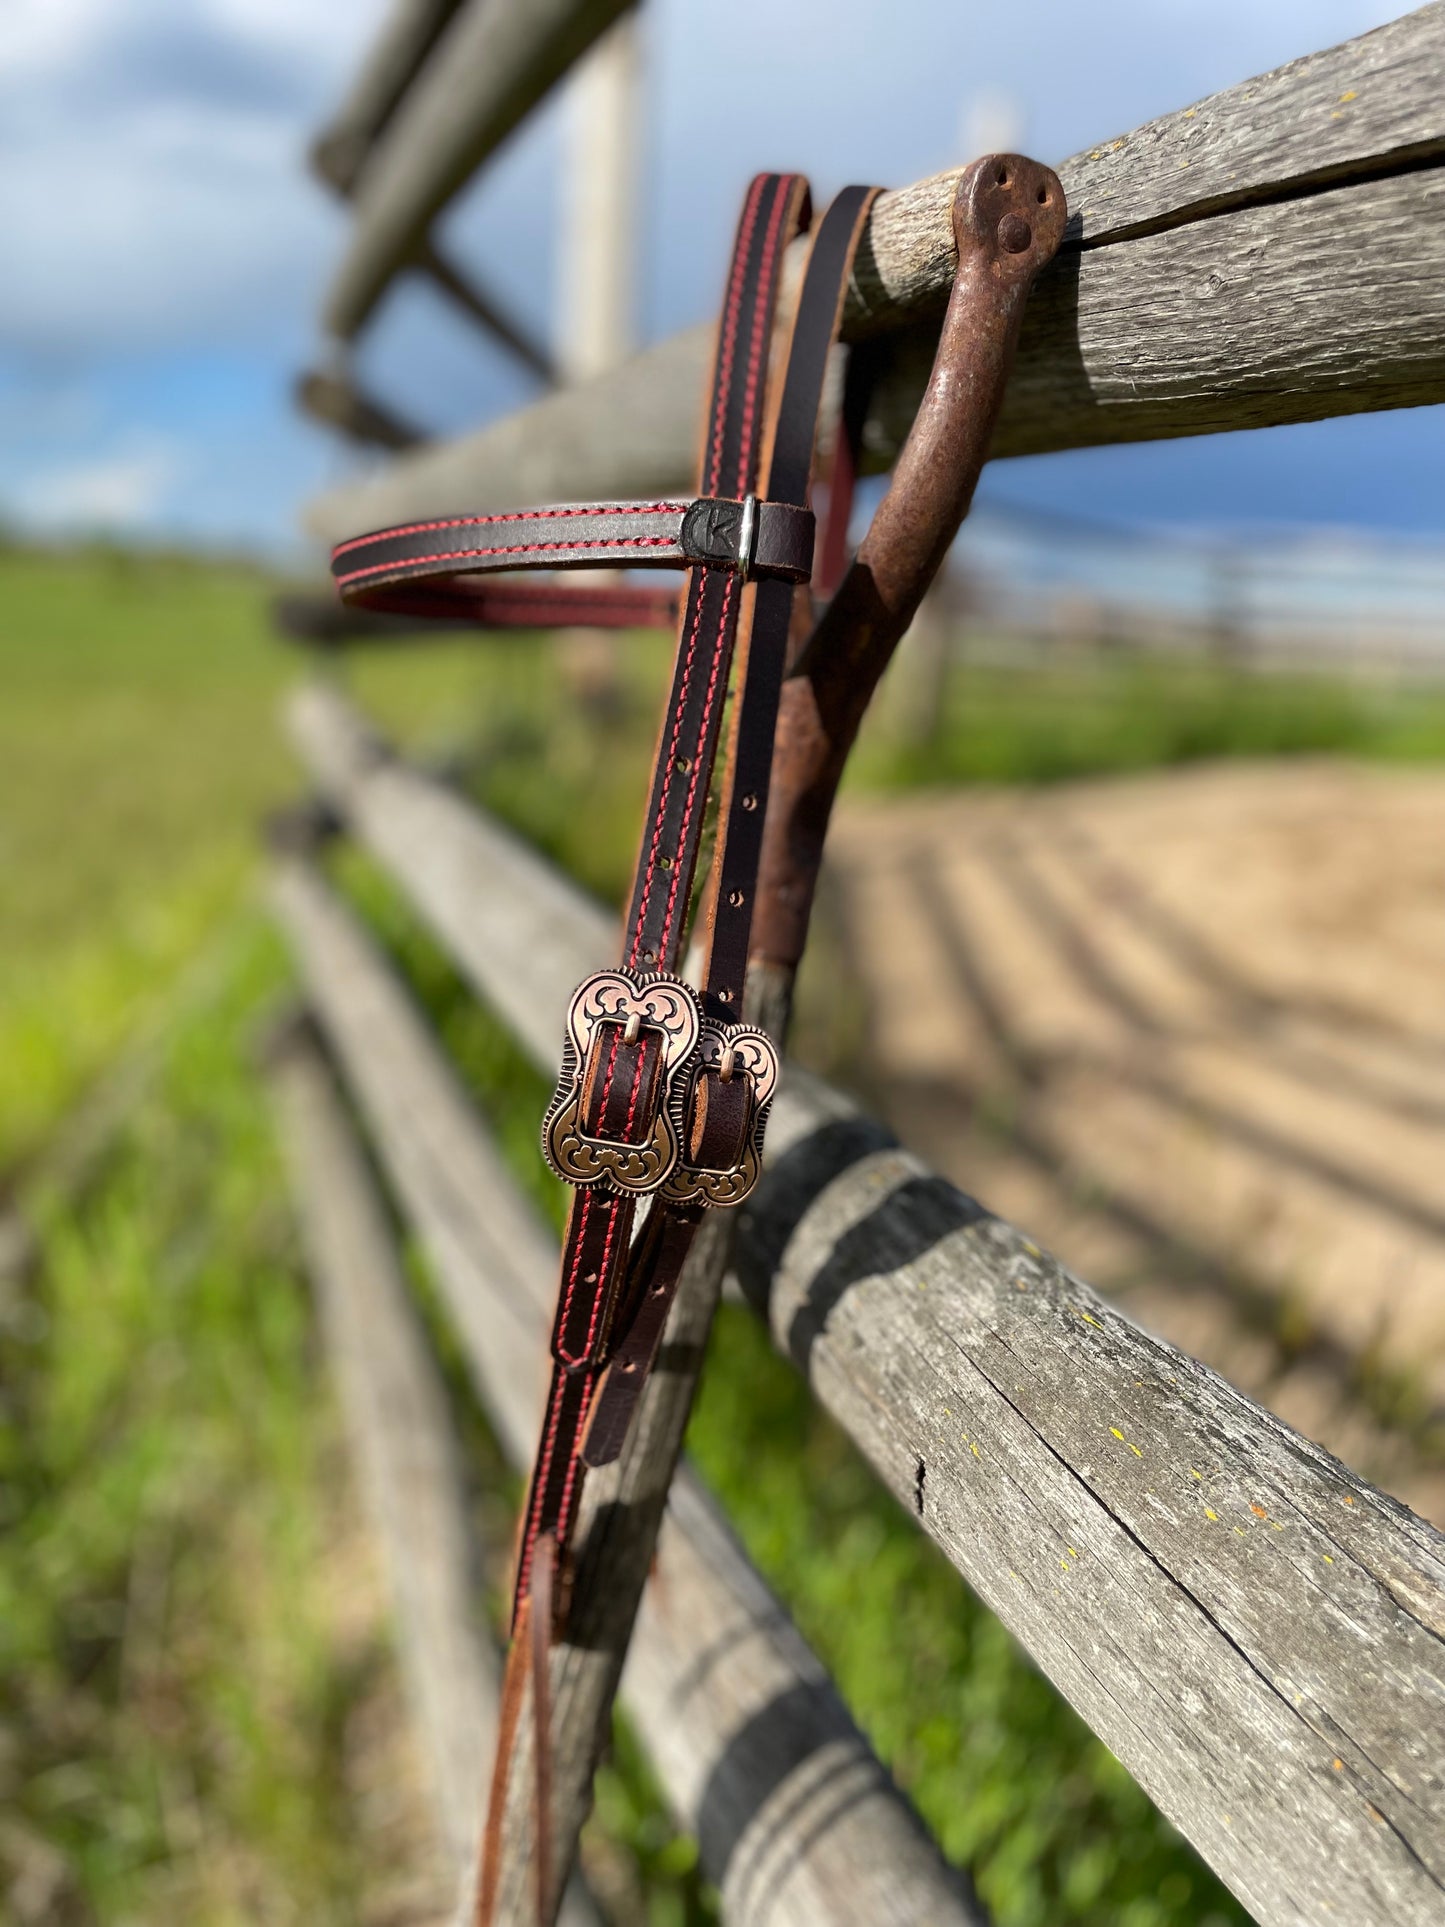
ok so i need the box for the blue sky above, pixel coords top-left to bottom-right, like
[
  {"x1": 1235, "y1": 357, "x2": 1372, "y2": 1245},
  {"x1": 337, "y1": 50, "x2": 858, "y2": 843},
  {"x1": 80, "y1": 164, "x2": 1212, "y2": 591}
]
[{"x1": 0, "y1": 0, "x2": 1438, "y2": 557}]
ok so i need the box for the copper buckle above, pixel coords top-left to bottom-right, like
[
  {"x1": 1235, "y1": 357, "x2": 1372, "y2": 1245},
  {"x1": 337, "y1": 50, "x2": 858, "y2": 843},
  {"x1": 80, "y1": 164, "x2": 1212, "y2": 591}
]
[
  {"x1": 542, "y1": 970, "x2": 701, "y2": 1194},
  {"x1": 660, "y1": 1020, "x2": 779, "y2": 1207}
]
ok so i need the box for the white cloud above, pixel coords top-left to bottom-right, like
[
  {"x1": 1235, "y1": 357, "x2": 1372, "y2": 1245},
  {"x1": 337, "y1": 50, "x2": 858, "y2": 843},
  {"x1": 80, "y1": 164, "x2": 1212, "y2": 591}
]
[
  {"x1": 0, "y1": 0, "x2": 391, "y2": 354},
  {"x1": 17, "y1": 438, "x2": 186, "y2": 532}
]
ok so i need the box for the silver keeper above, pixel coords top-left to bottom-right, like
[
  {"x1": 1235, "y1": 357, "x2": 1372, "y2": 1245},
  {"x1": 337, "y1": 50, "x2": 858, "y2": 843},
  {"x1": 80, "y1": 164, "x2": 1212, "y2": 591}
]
[{"x1": 736, "y1": 494, "x2": 759, "y2": 582}]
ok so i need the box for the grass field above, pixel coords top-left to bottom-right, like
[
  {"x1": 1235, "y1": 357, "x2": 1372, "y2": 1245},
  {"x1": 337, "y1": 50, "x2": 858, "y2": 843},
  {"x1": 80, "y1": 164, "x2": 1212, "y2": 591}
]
[{"x1": 7, "y1": 540, "x2": 1445, "y2": 1921}]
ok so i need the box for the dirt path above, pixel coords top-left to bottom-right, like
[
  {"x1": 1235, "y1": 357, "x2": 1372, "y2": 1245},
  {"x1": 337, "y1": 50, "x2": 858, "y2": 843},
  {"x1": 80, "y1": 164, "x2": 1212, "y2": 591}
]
[{"x1": 824, "y1": 758, "x2": 1445, "y2": 1525}]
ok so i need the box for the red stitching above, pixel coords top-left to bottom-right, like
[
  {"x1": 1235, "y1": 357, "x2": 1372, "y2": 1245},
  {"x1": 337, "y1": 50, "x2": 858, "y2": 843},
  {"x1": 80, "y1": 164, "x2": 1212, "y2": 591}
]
[
  {"x1": 330, "y1": 501, "x2": 685, "y2": 559},
  {"x1": 335, "y1": 536, "x2": 674, "y2": 589},
  {"x1": 620, "y1": 1029, "x2": 652, "y2": 1148},
  {"x1": 628, "y1": 577, "x2": 710, "y2": 965},
  {"x1": 554, "y1": 1188, "x2": 599, "y2": 1356},
  {"x1": 515, "y1": 176, "x2": 801, "y2": 1616},
  {"x1": 706, "y1": 175, "x2": 767, "y2": 497},
  {"x1": 575, "y1": 1190, "x2": 624, "y2": 1365},
  {"x1": 736, "y1": 176, "x2": 793, "y2": 496},
  {"x1": 517, "y1": 1365, "x2": 573, "y2": 1605},
  {"x1": 657, "y1": 573, "x2": 736, "y2": 956},
  {"x1": 630, "y1": 179, "x2": 785, "y2": 960},
  {"x1": 550, "y1": 1374, "x2": 598, "y2": 1557}
]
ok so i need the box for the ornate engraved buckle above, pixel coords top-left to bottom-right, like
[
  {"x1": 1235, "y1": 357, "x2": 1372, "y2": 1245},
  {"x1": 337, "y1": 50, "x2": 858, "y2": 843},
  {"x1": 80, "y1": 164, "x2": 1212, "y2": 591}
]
[
  {"x1": 659, "y1": 1021, "x2": 779, "y2": 1207},
  {"x1": 542, "y1": 969, "x2": 702, "y2": 1194}
]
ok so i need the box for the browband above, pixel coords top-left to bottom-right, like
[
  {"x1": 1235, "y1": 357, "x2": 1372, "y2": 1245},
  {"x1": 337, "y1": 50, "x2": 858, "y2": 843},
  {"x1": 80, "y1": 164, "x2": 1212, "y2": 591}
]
[{"x1": 330, "y1": 495, "x2": 816, "y2": 612}]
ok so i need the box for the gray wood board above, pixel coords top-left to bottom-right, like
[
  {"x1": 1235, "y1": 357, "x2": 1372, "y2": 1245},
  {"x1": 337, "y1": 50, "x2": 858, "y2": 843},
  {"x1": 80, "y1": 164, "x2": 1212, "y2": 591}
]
[
  {"x1": 858, "y1": 0, "x2": 1445, "y2": 327},
  {"x1": 305, "y1": 7, "x2": 1445, "y2": 539},
  {"x1": 286, "y1": 683, "x2": 1445, "y2": 1926},
  {"x1": 310, "y1": 0, "x2": 466, "y2": 193},
  {"x1": 324, "y1": 0, "x2": 633, "y2": 338},
  {"x1": 272, "y1": 852, "x2": 978, "y2": 1927}
]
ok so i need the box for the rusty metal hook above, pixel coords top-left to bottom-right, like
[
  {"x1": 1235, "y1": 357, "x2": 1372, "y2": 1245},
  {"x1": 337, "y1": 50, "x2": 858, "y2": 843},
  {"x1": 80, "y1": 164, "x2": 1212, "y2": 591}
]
[{"x1": 752, "y1": 154, "x2": 1066, "y2": 982}]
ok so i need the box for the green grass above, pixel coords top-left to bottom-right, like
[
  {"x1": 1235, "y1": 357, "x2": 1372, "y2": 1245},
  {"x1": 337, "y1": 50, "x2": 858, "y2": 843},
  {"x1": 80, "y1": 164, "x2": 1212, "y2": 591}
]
[
  {"x1": 0, "y1": 917, "x2": 398, "y2": 1922},
  {"x1": 438, "y1": 630, "x2": 1445, "y2": 911},
  {"x1": 8, "y1": 542, "x2": 1445, "y2": 1921},
  {"x1": 849, "y1": 648, "x2": 1445, "y2": 789},
  {"x1": 0, "y1": 543, "x2": 504, "y2": 1169}
]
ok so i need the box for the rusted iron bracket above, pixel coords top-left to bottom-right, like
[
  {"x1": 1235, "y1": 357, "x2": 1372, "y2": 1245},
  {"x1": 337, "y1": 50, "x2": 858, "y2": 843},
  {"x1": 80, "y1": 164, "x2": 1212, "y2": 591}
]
[{"x1": 753, "y1": 154, "x2": 1066, "y2": 982}]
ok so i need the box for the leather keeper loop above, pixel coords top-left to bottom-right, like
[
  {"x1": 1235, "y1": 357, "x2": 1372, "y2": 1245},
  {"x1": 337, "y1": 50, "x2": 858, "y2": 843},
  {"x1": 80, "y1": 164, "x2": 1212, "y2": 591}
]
[{"x1": 679, "y1": 497, "x2": 814, "y2": 582}]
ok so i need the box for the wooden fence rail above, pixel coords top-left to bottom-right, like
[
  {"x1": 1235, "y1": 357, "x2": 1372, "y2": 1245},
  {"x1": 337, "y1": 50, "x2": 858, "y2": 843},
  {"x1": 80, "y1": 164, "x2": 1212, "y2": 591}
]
[
  {"x1": 323, "y1": 0, "x2": 636, "y2": 342},
  {"x1": 306, "y1": 3, "x2": 1445, "y2": 539},
  {"x1": 270, "y1": 1016, "x2": 605, "y2": 1925},
  {"x1": 271, "y1": 851, "x2": 982, "y2": 1926},
  {"x1": 310, "y1": 0, "x2": 466, "y2": 196},
  {"x1": 282, "y1": 679, "x2": 1445, "y2": 1927}
]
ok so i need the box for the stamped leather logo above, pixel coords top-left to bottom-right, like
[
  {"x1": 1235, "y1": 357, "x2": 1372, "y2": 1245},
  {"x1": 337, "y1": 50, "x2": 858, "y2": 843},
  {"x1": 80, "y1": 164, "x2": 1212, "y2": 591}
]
[{"x1": 682, "y1": 497, "x2": 744, "y2": 566}]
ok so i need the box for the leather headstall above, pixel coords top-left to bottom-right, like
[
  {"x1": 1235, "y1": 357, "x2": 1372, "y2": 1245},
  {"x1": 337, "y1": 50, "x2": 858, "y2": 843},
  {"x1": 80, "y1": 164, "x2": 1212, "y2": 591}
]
[
  {"x1": 331, "y1": 154, "x2": 1066, "y2": 1927},
  {"x1": 333, "y1": 172, "x2": 881, "y2": 1636}
]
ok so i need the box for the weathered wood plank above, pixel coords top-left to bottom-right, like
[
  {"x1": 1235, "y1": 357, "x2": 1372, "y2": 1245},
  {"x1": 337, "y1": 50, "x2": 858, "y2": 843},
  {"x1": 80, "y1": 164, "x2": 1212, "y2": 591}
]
[
  {"x1": 310, "y1": 0, "x2": 466, "y2": 195},
  {"x1": 269, "y1": 1016, "x2": 600, "y2": 1926},
  {"x1": 304, "y1": 7, "x2": 1445, "y2": 540},
  {"x1": 287, "y1": 685, "x2": 610, "y2": 1059},
  {"x1": 306, "y1": 168, "x2": 1445, "y2": 538},
  {"x1": 297, "y1": 367, "x2": 425, "y2": 450},
  {"x1": 286, "y1": 683, "x2": 1445, "y2": 1927},
  {"x1": 855, "y1": 1, "x2": 1445, "y2": 327},
  {"x1": 323, "y1": 0, "x2": 635, "y2": 341},
  {"x1": 269, "y1": 1018, "x2": 497, "y2": 1877},
  {"x1": 305, "y1": 326, "x2": 706, "y2": 542},
  {"x1": 271, "y1": 851, "x2": 982, "y2": 1926}
]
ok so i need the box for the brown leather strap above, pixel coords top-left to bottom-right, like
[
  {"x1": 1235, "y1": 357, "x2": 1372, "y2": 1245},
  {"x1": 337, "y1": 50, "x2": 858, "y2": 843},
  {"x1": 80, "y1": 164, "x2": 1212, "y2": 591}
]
[
  {"x1": 528, "y1": 1535, "x2": 555, "y2": 1927},
  {"x1": 508, "y1": 171, "x2": 811, "y2": 1625},
  {"x1": 697, "y1": 185, "x2": 881, "y2": 1021},
  {"x1": 347, "y1": 577, "x2": 681, "y2": 631}
]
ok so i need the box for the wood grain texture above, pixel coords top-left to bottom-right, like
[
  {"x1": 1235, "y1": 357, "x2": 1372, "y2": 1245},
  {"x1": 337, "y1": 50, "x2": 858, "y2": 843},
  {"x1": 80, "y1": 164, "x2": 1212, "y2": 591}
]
[
  {"x1": 853, "y1": 1, "x2": 1445, "y2": 328},
  {"x1": 286, "y1": 684, "x2": 1445, "y2": 1926},
  {"x1": 271, "y1": 852, "x2": 980, "y2": 1927},
  {"x1": 304, "y1": 7, "x2": 1445, "y2": 540},
  {"x1": 324, "y1": 0, "x2": 633, "y2": 339}
]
